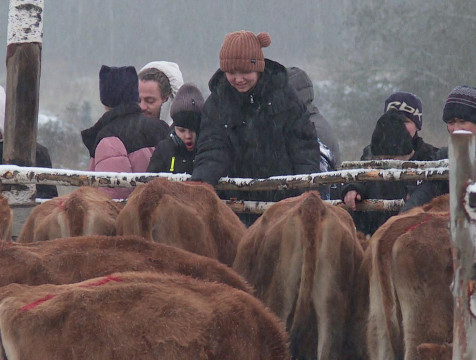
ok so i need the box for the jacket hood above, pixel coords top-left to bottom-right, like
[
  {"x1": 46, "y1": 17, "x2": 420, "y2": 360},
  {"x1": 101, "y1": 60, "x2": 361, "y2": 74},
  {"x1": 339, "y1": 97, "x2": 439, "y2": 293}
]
[
  {"x1": 286, "y1": 66, "x2": 314, "y2": 106},
  {"x1": 140, "y1": 61, "x2": 184, "y2": 125},
  {"x1": 139, "y1": 61, "x2": 184, "y2": 97}
]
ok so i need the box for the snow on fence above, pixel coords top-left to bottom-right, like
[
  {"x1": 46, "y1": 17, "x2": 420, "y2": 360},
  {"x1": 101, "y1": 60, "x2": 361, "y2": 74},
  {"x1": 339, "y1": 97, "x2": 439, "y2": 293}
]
[
  {"x1": 0, "y1": 162, "x2": 448, "y2": 191},
  {"x1": 0, "y1": 160, "x2": 448, "y2": 212}
]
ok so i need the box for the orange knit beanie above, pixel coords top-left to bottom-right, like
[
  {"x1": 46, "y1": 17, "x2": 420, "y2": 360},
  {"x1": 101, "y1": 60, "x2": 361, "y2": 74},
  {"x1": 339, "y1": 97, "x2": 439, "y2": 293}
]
[{"x1": 219, "y1": 31, "x2": 271, "y2": 73}]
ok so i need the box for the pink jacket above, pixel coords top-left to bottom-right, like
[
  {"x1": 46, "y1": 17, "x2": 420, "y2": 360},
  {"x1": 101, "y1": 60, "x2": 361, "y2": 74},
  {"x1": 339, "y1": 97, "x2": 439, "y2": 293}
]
[{"x1": 88, "y1": 137, "x2": 156, "y2": 199}]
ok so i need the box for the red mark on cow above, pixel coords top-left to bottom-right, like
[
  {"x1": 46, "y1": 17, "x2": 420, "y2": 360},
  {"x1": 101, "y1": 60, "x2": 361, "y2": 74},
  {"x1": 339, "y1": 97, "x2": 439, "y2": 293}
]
[
  {"x1": 57, "y1": 198, "x2": 65, "y2": 209},
  {"x1": 19, "y1": 294, "x2": 56, "y2": 312},
  {"x1": 79, "y1": 274, "x2": 123, "y2": 288},
  {"x1": 405, "y1": 213, "x2": 450, "y2": 233},
  {"x1": 18, "y1": 275, "x2": 122, "y2": 312}
]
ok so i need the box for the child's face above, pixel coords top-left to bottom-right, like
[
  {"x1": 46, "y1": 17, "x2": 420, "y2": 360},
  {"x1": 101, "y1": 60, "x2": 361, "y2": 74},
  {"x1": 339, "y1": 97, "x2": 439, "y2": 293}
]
[
  {"x1": 403, "y1": 117, "x2": 418, "y2": 138},
  {"x1": 225, "y1": 71, "x2": 259, "y2": 93},
  {"x1": 175, "y1": 126, "x2": 197, "y2": 151},
  {"x1": 446, "y1": 118, "x2": 476, "y2": 134}
]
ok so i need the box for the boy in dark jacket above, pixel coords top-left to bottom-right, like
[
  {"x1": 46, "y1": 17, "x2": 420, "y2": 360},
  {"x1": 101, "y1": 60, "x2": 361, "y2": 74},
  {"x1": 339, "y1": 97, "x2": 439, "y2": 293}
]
[
  {"x1": 342, "y1": 110, "x2": 420, "y2": 235},
  {"x1": 402, "y1": 85, "x2": 476, "y2": 211},
  {"x1": 361, "y1": 92, "x2": 438, "y2": 161},
  {"x1": 147, "y1": 83, "x2": 204, "y2": 174}
]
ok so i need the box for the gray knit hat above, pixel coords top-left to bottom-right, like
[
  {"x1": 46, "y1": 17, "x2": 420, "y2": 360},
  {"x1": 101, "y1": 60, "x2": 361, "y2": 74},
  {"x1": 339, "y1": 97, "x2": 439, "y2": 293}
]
[{"x1": 170, "y1": 83, "x2": 204, "y2": 133}]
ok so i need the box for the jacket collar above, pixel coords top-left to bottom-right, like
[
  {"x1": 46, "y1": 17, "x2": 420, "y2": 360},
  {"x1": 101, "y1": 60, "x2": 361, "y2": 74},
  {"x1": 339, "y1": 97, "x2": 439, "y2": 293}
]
[
  {"x1": 208, "y1": 59, "x2": 292, "y2": 124},
  {"x1": 81, "y1": 103, "x2": 141, "y2": 153}
]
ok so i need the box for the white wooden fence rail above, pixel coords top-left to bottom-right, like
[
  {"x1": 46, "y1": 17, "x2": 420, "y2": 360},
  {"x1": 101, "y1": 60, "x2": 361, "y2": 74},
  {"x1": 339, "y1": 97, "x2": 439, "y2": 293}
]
[{"x1": 0, "y1": 162, "x2": 448, "y2": 211}]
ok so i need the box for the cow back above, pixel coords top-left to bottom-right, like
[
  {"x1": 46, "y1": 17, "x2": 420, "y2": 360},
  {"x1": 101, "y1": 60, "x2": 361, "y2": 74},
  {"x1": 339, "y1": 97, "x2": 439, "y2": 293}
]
[
  {"x1": 116, "y1": 179, "x2": 246, "y2": 266},
  {"x1": 0, "y1": 272, "x2": 289, "y2": 360},
  {"x1": 233, "y1": 191, "x2": 363, "y2": 359},
  {"x1": 18, "y1": 187, "x2": 122, "y2": 243},
  {"x1": 367, "y1": 194, "x2": 451, "y2": 360},
  {"x1": 0, "y1": 235, "x2": 253, "y2": 294}
]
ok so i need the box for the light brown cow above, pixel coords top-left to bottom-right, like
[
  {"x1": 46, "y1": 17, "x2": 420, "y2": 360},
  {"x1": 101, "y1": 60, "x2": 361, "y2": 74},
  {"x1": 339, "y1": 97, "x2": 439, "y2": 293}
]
[
  {"x1": 0, "y1": 235, "x2": 252, "y2": 293},
  {"x1": 417, "y1": 343, "x2": 452, "y2": 360},
  {"x1": 18, "y1": 186, "x2": 122, "y2": 243},
  {"x1": 0, "y1": 272, "x2": 290, "y2": 360},
  {"x1": 233, "y1": 191, "x2": 364, "y2": 360},
  {"x1": 367, "y1": 194, "x2": 452, "y2": 360},
  {"x1": 116, "y1": 178, "x2": 246, "y2": 267},
  {"x1": 0, "y1": 194, "x2": 12, "y2": 241}
]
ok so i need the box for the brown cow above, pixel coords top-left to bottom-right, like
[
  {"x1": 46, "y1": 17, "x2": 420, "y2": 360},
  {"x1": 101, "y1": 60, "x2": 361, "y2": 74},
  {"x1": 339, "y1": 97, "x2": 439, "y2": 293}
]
[
  {"x1": 0, "y1": 194, "x2": 12, "y2": 241},
  {"x1": 233, "y1": 191, "x2": 364, "y2": 360},
  {"x1": 116, "y1": 178, "x2": 246, "y2": 267},
  {"x1": 0, "y1": 235, "x2": 252, "y2": 293},
  {"x1": 18, "y1": 186, "x2": 122, "y2": 243},
  {"x1": 0, "y1": 272, "x2": 290, "y2": 360},
  {"x1": 417, "y1": 343, "x2": 452, "y2": 360},
  {"x1": 367, "y1": 194, "x2": 452, "y2": 360}
]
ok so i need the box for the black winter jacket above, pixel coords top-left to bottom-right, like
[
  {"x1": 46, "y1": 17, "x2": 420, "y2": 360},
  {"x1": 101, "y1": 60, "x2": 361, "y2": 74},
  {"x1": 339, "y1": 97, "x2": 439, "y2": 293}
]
[
  {"x1": 401, "y1": 147, "x2": 449, "y2": 212},
  {"x1": 360, "y1": 134, "x2": 439, "y2": 161},
  {"x1": 191, "y1": 59, "x2": 320, "y2": 203},
  {"x1": 0, "y1": 140, "x2": 58, "y2": 199},
  {"x1": 81, "y1": 103, "x2": 170, "y2": 160},
  {"x1": 341, "y1": 179, "x2": 420, "y2": 235},
  {"x1": 341, "y1": 133, "x2": 438, "y2": 235},
  {"x1": 147, "y1": 135, "x2": 196, "y2": 174}
]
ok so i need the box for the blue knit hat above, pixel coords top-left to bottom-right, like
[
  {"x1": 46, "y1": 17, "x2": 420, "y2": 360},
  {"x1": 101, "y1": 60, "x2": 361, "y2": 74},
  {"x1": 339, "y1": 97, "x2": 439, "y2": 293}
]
[
  {"x1": 99, "y1": 65, "x2": 139, "y2": 108},
  {"x1": 384, "y1": 92, "x2": 423, "y2": 130}
]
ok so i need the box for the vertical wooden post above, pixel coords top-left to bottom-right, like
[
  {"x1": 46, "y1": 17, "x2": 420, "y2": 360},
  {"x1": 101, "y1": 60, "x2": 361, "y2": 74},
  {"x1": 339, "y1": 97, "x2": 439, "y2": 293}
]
[
  {"x1": 4, "y1": 0, "x2": 44, "y2": 204},
  {"x1": 450, "y1": 131, "x2": 476, "y2": 359},
  {"x1": 4, "y1": 0, "x2": 44, "y2": 167}
]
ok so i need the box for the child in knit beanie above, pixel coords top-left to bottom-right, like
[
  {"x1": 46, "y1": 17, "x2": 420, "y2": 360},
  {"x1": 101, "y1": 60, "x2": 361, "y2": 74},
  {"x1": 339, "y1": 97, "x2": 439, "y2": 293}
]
[
  {"x1": 218, "y1": 30, "x2": 272, "y2": 93},
  {"x1": 191, "y1": 30, "x2": 320, "y2": 227},
  {"x1": 402, "y1": 85, "x2": 476, "y2": 211},
  {"x1": 442, "y1": 85, "x2": 476, "y2": 133},
  {"x1": 147, "y1": 83, "x2": 204, "y2": 175},
  {"x1": 361, "y1": 91, "x2": 438, "y2": 161}
]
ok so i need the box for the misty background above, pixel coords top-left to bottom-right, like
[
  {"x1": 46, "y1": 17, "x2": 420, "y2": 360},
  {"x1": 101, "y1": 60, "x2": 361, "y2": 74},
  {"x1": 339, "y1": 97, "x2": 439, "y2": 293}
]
[{"x1": 0, "y1": 0, "x2": 475, "y2": 170}]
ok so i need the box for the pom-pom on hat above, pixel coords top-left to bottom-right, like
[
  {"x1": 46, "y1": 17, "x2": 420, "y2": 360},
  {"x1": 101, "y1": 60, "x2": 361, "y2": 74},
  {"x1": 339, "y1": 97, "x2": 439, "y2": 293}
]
[
  {"x1": 170, "y1": 83, "x2": 205, "y2": 133},
  {"x1": 219, "y1": 31, "x2": 271, "y2": 73},
  {"x1": 384, "y1": 92, "x2": 423, "y2": 130},
  {"x1": 99, "y1": 65, "x2": 139, "y2": 108},
  {"x1": 442, "y1": 85, "x2": 476, "y2": 124},
  {"x1": 371, "y1": 110, "x2": 414, "y2": 157}
]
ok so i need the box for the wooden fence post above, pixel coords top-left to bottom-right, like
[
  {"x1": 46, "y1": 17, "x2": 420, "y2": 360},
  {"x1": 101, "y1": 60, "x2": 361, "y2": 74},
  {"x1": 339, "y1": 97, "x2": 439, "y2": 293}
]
[
  {"x1": 5, "y1": 0, "x2": 44, "y2": 165},
  {"x1": 449, "y1": 131, "x2": 476, "y2": 359},
  {"x1": 4, "y1": 0, "x2": 44, "y2": 203}
]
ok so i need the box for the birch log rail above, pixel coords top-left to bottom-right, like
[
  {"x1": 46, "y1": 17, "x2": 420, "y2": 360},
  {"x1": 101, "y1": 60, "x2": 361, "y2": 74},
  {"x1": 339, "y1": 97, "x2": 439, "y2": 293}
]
[
  {"x1": 339, "y1": 159, "x2": 449, "y2": 170},
  {"x1": 0, "y1": 164, "x2": 449, "y2": 192},
  {"x1": 225, "y1": 199, "x2": 405, "y2": 214}
]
